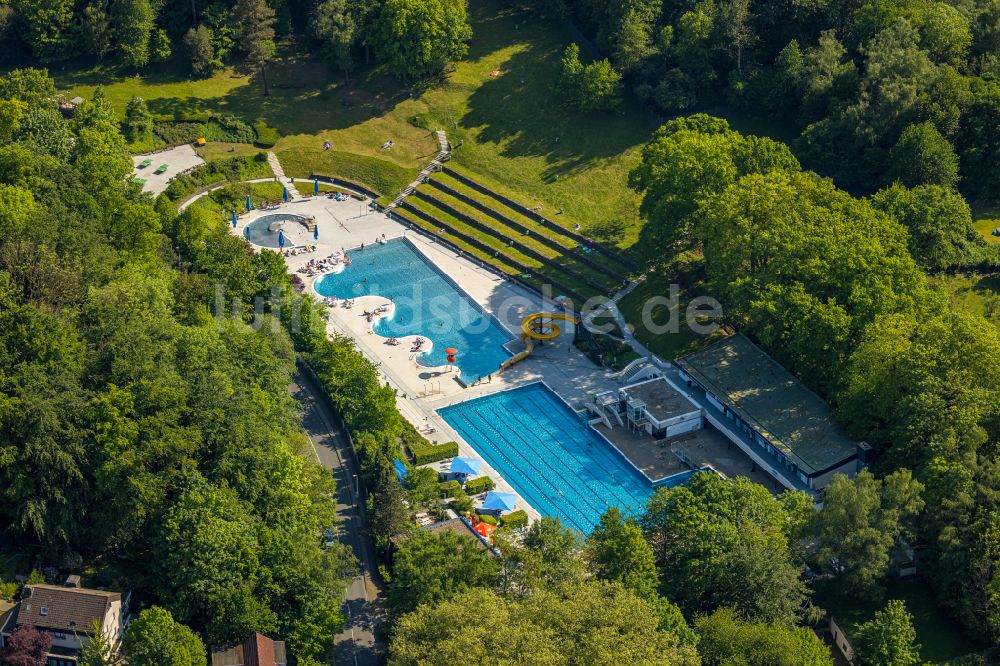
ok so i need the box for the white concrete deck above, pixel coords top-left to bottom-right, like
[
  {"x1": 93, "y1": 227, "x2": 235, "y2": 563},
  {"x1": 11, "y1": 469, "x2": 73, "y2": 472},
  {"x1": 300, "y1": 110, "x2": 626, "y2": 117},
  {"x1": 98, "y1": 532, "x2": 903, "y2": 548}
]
[
  {"x1": 232, "y1": 194, "x2": 622, "y2": 525},
  {"x1": 132, "y1": 145, "x2": 204, "y2": 196}
]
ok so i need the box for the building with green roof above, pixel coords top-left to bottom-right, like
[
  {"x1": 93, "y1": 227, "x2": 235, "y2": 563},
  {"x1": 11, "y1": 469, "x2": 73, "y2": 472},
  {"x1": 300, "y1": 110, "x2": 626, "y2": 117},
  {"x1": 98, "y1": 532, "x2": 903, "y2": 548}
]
[{"x1": 675, "y1": 333, "x2": 869, "y2": 492}]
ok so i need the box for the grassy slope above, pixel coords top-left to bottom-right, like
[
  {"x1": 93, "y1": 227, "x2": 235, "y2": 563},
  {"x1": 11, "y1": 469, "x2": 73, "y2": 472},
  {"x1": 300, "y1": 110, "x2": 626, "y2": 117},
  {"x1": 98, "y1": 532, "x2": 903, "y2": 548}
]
[{"x1": 408, "y1": 2, "x2": 656, "y2": 249}]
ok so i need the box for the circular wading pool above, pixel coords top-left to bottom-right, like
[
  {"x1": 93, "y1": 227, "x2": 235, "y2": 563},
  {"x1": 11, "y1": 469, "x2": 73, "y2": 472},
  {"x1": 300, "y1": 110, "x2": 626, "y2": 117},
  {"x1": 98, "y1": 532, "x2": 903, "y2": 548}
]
[{"x1": 245, "y1": 213, "x2": 310, "y2": 247}]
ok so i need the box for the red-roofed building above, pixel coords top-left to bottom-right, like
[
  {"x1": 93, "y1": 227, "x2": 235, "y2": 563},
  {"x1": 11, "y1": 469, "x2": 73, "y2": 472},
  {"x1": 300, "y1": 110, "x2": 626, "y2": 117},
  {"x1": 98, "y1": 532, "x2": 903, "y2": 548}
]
[{"x1": 211, "y1": 632, "x2": 287, "y2": 666}]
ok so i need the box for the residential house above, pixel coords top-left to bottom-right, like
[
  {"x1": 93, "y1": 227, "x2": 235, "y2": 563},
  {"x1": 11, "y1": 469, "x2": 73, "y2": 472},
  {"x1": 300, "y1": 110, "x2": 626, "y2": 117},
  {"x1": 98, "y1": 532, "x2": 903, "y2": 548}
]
[{"x1": 0, "y1": 577, "x2": 129, "y2": 666}]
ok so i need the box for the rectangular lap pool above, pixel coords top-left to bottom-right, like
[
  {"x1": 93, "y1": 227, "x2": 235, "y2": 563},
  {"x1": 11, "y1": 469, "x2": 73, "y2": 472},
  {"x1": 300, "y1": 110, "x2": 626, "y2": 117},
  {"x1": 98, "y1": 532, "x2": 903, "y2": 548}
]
[{"x1": 438, "y1": 383, "x2": 654, "y2": 535}]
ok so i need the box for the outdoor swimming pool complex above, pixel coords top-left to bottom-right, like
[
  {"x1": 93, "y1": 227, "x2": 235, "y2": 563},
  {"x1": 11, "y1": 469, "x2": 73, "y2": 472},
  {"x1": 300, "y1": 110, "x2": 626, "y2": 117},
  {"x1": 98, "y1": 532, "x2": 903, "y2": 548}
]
[
  {"x1": 313, "y1": 238, "x2": 513, "y2": 381},
  {"x1": 438, "y1": 383, "x2": 654, "y2": 534}
]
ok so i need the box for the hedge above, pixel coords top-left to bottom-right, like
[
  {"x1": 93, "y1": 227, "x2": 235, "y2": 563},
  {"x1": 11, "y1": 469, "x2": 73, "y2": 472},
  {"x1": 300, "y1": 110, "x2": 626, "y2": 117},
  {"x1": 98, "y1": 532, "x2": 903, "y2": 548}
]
[
  {"x1": 463, "y1": 476, "x2": 495, "y2": 495},
  {"x1": 438, "y1": 480, "x2": 462, "y2": 498},
  {"x1": 409, "y1": 440, "x2": 459, "y2": 465},
  {"x1": 253, "y1": 120, "x2": 280, "y2": 148},
  {"x1": 478, "y1": 513, "x2": 498, "y2": 526},
  {"x1": 501, "y1": 510, "x2": 529, "y2": 530}
]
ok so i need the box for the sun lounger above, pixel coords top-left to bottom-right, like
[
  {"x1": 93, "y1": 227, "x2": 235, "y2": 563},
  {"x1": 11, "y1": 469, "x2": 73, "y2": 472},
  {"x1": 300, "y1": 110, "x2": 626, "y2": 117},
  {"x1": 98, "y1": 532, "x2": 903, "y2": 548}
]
[
  {"x1": 154, "y1": 164, "x2": 169, "y2": 174},
  {"x1": 138, "y1": 158, "x2": 152, "y2": 168}
]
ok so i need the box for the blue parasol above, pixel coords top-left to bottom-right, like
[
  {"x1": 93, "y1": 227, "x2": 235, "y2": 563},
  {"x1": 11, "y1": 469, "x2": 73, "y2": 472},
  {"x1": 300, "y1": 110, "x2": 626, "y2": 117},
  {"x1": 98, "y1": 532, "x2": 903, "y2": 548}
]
[
  {"x1": 278, "y1": 229, "x2": 285, "y2": 248},
  {"x1": 231, "y1": 210, "x2": 237, "y2": 227},
  {"x1": 313, "y1": 225, "x2": 319, "y2": 240},
  {"x1": 283, "y1": 187, "x2": 289, "y2": 203},
  {"x1": 314, "y1": 179, "x2": 319, "y2": 196},
  {"x1": 482, "y1": 491, "x2": 517, "y2": 512},
  {"x1": 450, "y1": 457, "x2": 482, "y2": 476},
  {"x1": 246, "y1": 194, "x2": 252, "y2": 211},
  {"x1": 244, "y1": 226, "x2": 250, "y2": 240}
]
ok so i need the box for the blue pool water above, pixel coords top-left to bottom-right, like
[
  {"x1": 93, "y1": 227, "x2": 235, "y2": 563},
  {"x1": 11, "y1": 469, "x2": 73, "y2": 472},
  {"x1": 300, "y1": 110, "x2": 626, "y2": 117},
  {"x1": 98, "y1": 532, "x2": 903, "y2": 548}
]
[
  {"x1": 313, "y1": 238, "x2": 513, "y2": 381},
  {"x1": 438, "y1": 383, "x2": 654, "y2": 534}
]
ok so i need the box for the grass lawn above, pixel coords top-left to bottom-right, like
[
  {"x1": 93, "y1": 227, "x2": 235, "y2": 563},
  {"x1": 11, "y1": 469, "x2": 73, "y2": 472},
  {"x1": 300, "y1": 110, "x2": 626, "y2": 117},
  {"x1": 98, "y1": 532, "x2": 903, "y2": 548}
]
[
  {"x1": 813, "y1": 577, "x2": 987, "y2": 662},
  {"x1": 929, "y1": 272, "x2": 1000, "y2": 325},
  {"x1": 618, "y1": 254, "x2": 727, "y2": 361},
  {"x1": 973, "y1": 217, "x2": 1000, "y2": 244}
]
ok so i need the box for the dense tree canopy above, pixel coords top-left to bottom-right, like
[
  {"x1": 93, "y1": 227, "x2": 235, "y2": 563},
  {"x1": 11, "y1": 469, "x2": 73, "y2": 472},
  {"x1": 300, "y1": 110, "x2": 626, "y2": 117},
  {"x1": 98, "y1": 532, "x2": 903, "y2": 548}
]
[
  {"x1": 695, "y1": 608, "x2": 833, "y2": 666},
  {"x1": 387, "y1": 528, "x2": 501, "y2": 617},
  {"x1": 0, "y1": 69, "x2": 358, "y2": 662},
  {"x1": 390, "y1": 583, "x2": 700, "y2": 666},
  {"x1": 641, "y1": 473, "x2": 812, "y2": 624}
]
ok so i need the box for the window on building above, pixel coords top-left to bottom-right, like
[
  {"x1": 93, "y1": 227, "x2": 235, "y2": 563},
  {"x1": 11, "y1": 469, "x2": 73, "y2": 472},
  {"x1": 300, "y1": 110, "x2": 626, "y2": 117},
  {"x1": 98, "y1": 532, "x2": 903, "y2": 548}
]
[{"x1": 39, "y1": 607, "x2": 48, "y2": 616}]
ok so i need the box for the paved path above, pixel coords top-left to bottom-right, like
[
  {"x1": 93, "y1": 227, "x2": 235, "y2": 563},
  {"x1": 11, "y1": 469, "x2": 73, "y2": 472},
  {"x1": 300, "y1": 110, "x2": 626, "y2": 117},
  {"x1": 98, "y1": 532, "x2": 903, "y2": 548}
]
[
  {"x1": 386, "y1": 130, "x2": 450, "y2": 210},
  {"x1": 268, "y1": 151, "x2": 301, "y2": 199},
  {"x1": 291, "y1": 370, "x2": 384, "y2": 666}
]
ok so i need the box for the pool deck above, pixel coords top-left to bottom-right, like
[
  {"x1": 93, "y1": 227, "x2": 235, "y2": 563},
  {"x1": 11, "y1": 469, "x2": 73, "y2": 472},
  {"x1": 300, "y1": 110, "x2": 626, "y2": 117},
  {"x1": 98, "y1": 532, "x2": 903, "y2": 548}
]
[{"x1": 231, "y1": 195, "x2": 625, "y2": 526}]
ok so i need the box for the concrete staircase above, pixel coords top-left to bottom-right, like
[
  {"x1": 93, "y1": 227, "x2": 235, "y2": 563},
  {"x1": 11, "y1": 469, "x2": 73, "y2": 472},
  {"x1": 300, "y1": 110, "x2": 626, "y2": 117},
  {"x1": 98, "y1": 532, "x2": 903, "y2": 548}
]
[
  {"x1": 385, "y1": 130, "x2": 451, "y2": 212},
  {"x1": 267, "y1": 151, "x2": 301, "y2": 199}
]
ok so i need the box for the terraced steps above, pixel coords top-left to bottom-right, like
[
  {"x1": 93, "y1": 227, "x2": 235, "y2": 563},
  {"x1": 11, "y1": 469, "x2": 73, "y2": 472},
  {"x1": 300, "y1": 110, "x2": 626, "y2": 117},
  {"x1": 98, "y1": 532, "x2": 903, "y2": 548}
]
[
  {"x1": 425, "y1": 176, "x2": 629, "y2": 289},
  {"x1": 440, "y1": 166, "x2": 640, "y2": 274},
  {"x1": 394, "y1": 202, "x2": 588, "y2": 303},
  {"x1": 411, "y1": 189, "x2": 614, "y2": 297},
  {"x1": 405, "y1": 193, "x2": 604, "y2": 301}
]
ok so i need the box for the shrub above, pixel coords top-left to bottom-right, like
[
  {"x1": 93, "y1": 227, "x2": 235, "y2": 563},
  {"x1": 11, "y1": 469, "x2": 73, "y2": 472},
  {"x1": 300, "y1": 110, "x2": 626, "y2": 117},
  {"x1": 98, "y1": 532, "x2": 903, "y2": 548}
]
[
  {"x1": 478, "y1": 513, "x2": 498, "y2": 525},
  {"x1": 501, "y1": 510, "x2": 528, "y2": 530},
  {"x1": 253, "y1": 120, "x2": 280, "y2": 148},
  {"x1": 164, "y1": 154, "x2": 272, "y2": 201},
  {"x1": 439, "y1": 480, "x2": 462, "y2": 498},
  {"x1": 450, "y1": 490, "x2": 473, "y2": 514},
  {"x1": 409, "y1": 440, "x2": 459, "y2": 465},
  {"x1": 0, "y1": 581, "x2": 18, "y2": 601},
  {"x1": 204, "y1": 115, "x2": 256, "y2": 143},
  {"x1": 463, "y1": 476, "x2": 495, "y2": 495},
  {"x1": 154, "y1": 121, "x2": 206, "y2": 145}
]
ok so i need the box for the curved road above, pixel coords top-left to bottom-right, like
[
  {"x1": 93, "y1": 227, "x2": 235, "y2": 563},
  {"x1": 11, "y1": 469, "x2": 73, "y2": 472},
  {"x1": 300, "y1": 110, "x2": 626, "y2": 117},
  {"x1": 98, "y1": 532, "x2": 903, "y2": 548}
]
[{"x1": 291, "y1": 369, "x2": 385, "y2": 665}]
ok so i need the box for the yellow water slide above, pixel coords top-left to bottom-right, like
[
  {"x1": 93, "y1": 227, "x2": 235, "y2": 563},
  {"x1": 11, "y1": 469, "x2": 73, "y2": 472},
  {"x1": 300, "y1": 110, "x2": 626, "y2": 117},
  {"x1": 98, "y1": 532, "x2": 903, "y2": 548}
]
[{"x1": 500, "y1": 312, "x2": 579, "y2": 371}]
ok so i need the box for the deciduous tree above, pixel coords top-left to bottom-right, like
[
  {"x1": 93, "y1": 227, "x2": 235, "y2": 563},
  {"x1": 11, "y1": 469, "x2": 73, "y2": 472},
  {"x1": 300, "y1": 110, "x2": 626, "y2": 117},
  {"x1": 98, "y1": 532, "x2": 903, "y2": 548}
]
[
  {"x1": 123, "y1": 606, "x2": 206, "y2": 666},
  {"x1": 234, "y1": 0, "x2": 277, "y2": 94},
  {"x1": 852, "y1": 599, "x2": 921, "y2": 666},
  {"x1": 387, "y1": 528, "x2": 500, "y2": 617},
  {"x1": 374, "y1": 0, "x2": 472, "y2": 82},
  {"x1": 810, "y1": 470, "x2": 924, "y2": 594}
]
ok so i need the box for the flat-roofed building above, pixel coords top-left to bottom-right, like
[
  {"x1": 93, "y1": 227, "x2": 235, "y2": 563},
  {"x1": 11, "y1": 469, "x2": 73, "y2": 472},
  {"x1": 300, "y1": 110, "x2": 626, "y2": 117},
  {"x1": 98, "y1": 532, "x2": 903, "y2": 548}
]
[
  {"x1": 675, "y1": 333, "x2": 869, "y2": 492},
  {"x1": 619, "y1": 377, "x2": 702, "y2": 439}
]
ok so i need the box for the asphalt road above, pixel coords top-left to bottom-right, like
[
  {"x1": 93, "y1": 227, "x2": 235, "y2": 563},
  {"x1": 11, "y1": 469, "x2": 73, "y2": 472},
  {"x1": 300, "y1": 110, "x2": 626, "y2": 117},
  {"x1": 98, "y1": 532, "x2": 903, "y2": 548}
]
[{"x1": 291, "y1": 369, "x2": 385, "y2": 666}]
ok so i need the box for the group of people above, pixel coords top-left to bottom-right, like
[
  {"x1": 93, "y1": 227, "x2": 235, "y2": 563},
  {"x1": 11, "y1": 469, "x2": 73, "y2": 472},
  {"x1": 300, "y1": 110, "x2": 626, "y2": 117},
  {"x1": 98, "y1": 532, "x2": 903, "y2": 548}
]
[
  {"x1": 323, "y1": 296, "x2": 355, "y2": 308},
  {"x1": 297, "y1": 251, "x2": 350, "y2": 277},
  {"x1": 281, "y1": 245, "x2": 315, "y2": 257},
  {"x1": 362, "y1": 304, "x2": 391, "y2": 323},
  {"x1": 258, "y1": 200, "x2": 283, "y2": 210},
  {"x1": 327, "y1": 191, "x2": 351, "y2": 201},
  {"x1": 412, "y1": 337, "x2": 426, "y2": 352}
]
